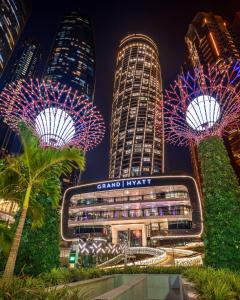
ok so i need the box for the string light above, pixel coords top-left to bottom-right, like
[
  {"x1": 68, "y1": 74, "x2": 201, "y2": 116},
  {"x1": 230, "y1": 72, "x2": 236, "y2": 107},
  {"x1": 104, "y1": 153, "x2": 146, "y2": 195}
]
[
  {"x1": 163, "y1": 60, "x2": 240, "y2": 146},
  {"x1": 0, "y1": 79, "x2": 105, "y2": 150}
]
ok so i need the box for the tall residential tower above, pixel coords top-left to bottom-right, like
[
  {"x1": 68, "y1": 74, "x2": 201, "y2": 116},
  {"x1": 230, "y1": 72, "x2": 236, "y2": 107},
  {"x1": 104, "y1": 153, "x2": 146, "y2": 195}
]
[
  {"x1": 0, "y1": 0, "x2": 31, "y2": 76},
  {"x1": 109, "y1": 34, "x2": 164, "y2": 179},
  {"x1": 44, "y1": 11, "x2": 95, "y2": 100}
]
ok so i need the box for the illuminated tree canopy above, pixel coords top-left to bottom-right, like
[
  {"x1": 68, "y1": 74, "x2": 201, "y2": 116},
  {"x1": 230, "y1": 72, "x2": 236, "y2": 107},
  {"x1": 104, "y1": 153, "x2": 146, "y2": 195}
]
[
  {"x1": 164, "y1": 60, "x2": 240, "y2": 146},
  {"x1": 0, "y1": 79, "x2": 105, "y2": 150}
]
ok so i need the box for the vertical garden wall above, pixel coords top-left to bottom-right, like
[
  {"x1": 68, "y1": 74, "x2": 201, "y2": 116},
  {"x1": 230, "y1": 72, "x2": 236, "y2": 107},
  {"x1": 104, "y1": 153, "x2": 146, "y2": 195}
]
[
  {"x1": 15, "y1": 195, "x2": 60, "y2": 276},
  {"x1": 198, "y1": 136, "x2": 240, "y2": 270}
]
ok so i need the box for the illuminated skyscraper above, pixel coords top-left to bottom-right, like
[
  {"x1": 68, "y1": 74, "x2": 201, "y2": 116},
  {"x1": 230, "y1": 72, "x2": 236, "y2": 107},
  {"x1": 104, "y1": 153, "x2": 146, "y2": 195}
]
[
  {"x1": 185, "y1": 12, "x2": 240, "y2": 68},
  {"x1": 2, "y1": 39, "x2": 42, "y2": 87},
  {"x1": 0, "y1": 0, "x2": 31, "y2": 76},
  {"x1": 109, "y1": 34, "x2": 164, "y2": 179},
  {"x1": 185, "y1": 11, "x2": 240, "y2": 178},
  {"x1": 44, "y1": 11, "x2": 96, "y2": 187},
  {"x1": 44, "y1": 11, "x2": 95, "y2": 99},
  {"x1": 0, "y1": 39, "x2": 41, "y2": 154}
]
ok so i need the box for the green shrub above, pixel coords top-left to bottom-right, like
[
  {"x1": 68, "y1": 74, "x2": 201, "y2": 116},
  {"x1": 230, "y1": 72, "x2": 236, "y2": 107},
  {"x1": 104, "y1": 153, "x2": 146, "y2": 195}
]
[
  {"x1": 183, "y1": 267, "x2": 240, "y2": 300},
  {"x1": 38, "y1": 267, "x2": 103, "y2": 287},
  {"x1": 1, "y1": 266, "x2": 240, "y2": 299},
  {"x1": 38, "y1": 267, "x2": 71, "y2": 286},
  {"x1": 0, "y1": 277, "x2": 90, "y2": 299},
  {"x1": 103, "y1": 265, "x2": 183, "y2": 275}
]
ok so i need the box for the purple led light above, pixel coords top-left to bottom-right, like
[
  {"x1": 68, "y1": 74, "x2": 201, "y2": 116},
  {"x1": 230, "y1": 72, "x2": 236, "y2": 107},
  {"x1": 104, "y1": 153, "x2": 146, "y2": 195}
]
[{"x1": 0, "y1": 79, "x2": 105, "y2": 150}]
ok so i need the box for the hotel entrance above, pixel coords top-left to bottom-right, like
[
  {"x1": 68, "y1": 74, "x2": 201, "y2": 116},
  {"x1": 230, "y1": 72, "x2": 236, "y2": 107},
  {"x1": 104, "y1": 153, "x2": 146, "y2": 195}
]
[{"x1": 117, "y1": 229, "x2": 142, "y2": 247}]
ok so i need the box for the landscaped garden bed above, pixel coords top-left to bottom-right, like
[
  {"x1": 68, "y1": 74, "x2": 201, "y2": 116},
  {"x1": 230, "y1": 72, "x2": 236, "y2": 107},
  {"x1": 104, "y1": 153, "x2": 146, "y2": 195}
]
[{"x1": 0, "y1": 266, "x2": 239, "y2": 299}]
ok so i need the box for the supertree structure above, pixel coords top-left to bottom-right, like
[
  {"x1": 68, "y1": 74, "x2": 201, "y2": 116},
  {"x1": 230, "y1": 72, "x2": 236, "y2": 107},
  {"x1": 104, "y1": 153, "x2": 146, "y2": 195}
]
[
  {"x1": 164, "y1": 61, "x2": 240, "y2": 146},
  {"x1": 164, "y1": 60, "x2": 240, "y2": 270},
  {"x1": 0, "y1": 79, "x2": 105, "y2": 150}
]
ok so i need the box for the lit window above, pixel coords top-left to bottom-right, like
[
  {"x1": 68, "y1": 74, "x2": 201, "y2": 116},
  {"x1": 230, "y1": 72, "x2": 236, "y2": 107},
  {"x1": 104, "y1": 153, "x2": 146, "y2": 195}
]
[{"x1": 143, "y1": 157, "x2": 150, "y2": 162}]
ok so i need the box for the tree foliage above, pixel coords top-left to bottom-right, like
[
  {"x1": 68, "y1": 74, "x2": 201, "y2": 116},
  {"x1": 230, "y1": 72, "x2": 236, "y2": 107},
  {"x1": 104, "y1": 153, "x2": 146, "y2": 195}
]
[
  {"x1": 198, "y1": 136, "x2": 240, "y2": 270},
  {"x1": 0, "y1": 123, "x2": 85, "y2": 280}
]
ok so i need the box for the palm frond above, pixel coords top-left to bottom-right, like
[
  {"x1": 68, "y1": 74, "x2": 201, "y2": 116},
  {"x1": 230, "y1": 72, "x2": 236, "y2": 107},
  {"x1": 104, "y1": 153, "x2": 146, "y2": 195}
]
[
  {"x1": 0, "y1": 166, "x2": 26, "y2": 203},
  {"x1": 31, "y1": 147, "x2": 85, "y2": 181},
  {"x1": 33, "y1": 168, "x2": 62, "y2": 208},
  {"x1": 18, "y1": 122, "x2": 40, "y2": 177}
]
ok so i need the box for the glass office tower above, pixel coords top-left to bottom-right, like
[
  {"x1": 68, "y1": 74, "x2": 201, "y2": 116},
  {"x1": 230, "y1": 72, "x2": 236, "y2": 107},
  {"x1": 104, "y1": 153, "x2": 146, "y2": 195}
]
[
  {"x1": 44, "y1": 11, "x2": 95, "y2": 100},
  {"x1": 2, "y1": 39, "x2": 41, "y2": 86},
  {"x1": 0, "y1": 0, "x2": 31, "y2": 76}
]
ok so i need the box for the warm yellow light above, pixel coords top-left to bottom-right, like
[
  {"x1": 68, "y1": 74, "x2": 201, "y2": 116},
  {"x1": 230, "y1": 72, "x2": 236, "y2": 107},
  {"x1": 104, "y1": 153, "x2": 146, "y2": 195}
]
[{"x1": 209, "y1": 32, "x2": 220, "y2": 56}]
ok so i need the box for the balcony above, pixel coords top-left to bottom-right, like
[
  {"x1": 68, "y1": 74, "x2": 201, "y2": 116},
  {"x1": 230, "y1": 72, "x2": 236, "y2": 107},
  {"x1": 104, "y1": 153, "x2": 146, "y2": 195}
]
[{"x1": 68, "y1": 213, "x2": 192, "y2": 226}]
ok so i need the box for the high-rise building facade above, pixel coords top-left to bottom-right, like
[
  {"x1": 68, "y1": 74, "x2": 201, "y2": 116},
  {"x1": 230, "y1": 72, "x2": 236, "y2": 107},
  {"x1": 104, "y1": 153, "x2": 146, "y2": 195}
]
[
  {"x1": 0, "y1": 0, "x2": 31, "y2": 76},
  {"x1": 44, "y1": 11, "x2": 95, "y2": 99},
  {"x1": 185, "y1": 12, "x2": 240, "y2": 176},
  {"x1": 2, "y1": 39, "x2": 42, "y2": 87},
  {"x1": 0, "y1": 38, "x2": 41, "y2": 154},
  {"x1": 185, "y1": 12, "x2": 240, "y2": 68},
  {"x1": 109, "y1": 34, "x2": 164, "y2": 179}
]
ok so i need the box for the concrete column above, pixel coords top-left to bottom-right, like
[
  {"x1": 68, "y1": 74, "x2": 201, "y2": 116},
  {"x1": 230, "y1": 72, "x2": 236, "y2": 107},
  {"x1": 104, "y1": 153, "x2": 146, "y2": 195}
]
[
  {"x1": 142, "y1": 224, "x2": 147, "y2": 246},
  {"x1": 160, "y1": 219, "x2": 168, "y2": 230},
  {"x1": 112, "y1": 227, "x2": 118, "y2": 245}
]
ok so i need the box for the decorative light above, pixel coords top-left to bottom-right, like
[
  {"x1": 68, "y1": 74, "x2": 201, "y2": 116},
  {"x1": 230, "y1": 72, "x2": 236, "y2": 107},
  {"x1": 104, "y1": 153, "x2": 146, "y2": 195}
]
[
  {"x1": 98, "y1": 247, "x2": 166, "y2": 268},
  {"x1": 186, "y1": 95, "x2": 220, "y2": 131},
  {"x1": 0, "y1": 79, "x2": 105, "y2": 150},
  {"x1": 164, "y1": 61, "x2": 240, "y2": 146},
  {"x1": 78, "y1": 239, "x2": 127, "y2": 255},
  {"x1": 35, "y1": 108, "x2": 75, "y2": 147}
]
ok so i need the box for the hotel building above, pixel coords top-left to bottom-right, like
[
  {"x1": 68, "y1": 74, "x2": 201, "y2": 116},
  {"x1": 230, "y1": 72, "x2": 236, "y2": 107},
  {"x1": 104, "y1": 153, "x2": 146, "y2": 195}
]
[
  {"x1": 61, "y1": 34, "x2": 203, "y2": 249},
  {"x1": 61, "y1": 176, "x2": 203, "y2": 246},
  {"x1": 109, "y1": 34, "x2": 164, "y2": 179}
]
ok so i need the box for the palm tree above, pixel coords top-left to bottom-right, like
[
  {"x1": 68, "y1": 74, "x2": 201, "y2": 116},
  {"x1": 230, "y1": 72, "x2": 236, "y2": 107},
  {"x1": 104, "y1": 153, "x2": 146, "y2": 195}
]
[{"x1": 0, "y1": 124, "x2": 85, "y2": 281}]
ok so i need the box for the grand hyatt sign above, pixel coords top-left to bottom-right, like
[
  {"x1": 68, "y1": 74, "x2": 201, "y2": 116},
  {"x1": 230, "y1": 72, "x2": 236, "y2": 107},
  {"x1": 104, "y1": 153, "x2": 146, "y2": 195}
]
[{"x1": 96, "y1": 178, "x2": 152, "y2": 190}]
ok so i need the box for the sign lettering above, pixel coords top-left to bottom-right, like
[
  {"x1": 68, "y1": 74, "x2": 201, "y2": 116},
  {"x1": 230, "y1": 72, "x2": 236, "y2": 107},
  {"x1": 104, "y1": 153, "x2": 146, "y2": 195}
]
[{"x1": 96, "y1": 179, "x2": 152, "y2": 190}]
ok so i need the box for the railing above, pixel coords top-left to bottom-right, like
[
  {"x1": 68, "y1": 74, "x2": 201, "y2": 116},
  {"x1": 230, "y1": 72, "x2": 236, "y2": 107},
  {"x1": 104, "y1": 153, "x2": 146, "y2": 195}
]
[
  {"x1": 174, "y1": 255, "x2": 203, "y2": 267},
  {"x1": 126, "y1": 247, "x2": 166, "y2": 266},
  {"x1": 97, "y1": 254, "x2": 125, "y2": 268},
  {"x1": 98, "y1": 247, "x2": 167, "y2": 268},
  {"x1": 70, "y1": 196, "x2": 189, "y2": 209},
  {"x1": 68, "y1": 213, "x2": 192, "y2": 225}
]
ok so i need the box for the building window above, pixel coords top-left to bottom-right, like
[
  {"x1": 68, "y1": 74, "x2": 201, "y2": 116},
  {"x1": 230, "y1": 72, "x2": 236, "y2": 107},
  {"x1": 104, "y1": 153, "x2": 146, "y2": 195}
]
[{"x1": 131, "y1": 166, "x2": 140, "y2": 176}]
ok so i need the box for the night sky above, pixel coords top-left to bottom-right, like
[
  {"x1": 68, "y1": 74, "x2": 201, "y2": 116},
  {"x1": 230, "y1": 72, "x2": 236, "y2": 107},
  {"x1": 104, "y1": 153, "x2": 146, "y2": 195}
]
[{"x1": 13, "y1": 0, "x2": 240, "y2": 183}]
